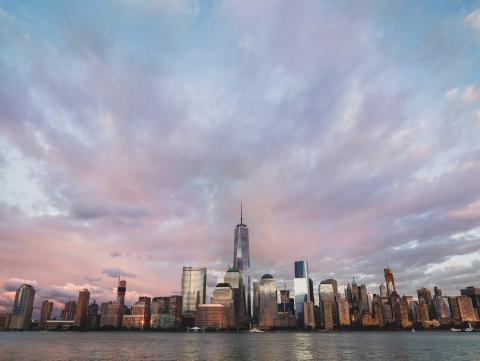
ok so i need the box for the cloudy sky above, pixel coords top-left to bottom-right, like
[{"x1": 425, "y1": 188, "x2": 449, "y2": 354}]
[{"x1": 1, "y1": 0, "x2": 480, "y2": 317}]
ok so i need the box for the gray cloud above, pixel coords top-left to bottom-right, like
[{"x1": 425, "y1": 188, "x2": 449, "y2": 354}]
[
  {"x1": 0, "y1": 0, "x2": 479, "y2": 306},
  {"x1": 102, "y1": 268, "x2": 137, "y2": 279}
]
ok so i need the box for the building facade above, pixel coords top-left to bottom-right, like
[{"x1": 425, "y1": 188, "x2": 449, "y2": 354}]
[
  {"x1": 9, "y1": 283, "x2": 35, "y2": 330},
  {"x1": 294, "y1": 261, "x2": 310, "y2": 324},
  {"x1": 258, "y1": 274, "x2": 277, "y2": 329},
  {"x1": 181, "y1": 267, "x2": 207, "y2": 318},
  {"x1": 233, "y1": 204, "x2": 251, "y2": 317},
  {"x1": 75, "y1": 289, "x2": 90, "y2": 327},
  {"x1": 39, "y1": 300, "x2": 53, "y2": 329},
  {"x1": 100, "y1": 301, "x2": 124, "y2": 328}
]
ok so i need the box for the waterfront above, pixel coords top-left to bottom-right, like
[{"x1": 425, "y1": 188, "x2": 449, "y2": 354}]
[{"x1": 0, "y1": 332, "x2": 478, "y2": 361}]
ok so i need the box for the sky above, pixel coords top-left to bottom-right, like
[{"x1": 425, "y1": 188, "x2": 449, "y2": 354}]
[{"x1": 1, "y1": 0, "x2": 480, "y2": 317}]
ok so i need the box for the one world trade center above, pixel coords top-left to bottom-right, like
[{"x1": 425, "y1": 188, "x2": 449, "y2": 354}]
[{"x1": 233, "y1": 203, "x2": 251, "y2": 317}]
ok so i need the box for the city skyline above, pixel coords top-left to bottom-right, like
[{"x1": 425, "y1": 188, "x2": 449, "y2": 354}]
[{"x1": 2, "y1": 0, "x2": 480, "y2": 321}]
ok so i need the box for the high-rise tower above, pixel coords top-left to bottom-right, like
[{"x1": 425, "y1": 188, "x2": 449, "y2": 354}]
[
  {"x1": 294, "y1": 260, "x2": 310, "y2": 324},
  {"x1": 233, "y1": 203, "x2": 251, "y2": 317},
  {"x1": 75, "y1": 288, "x2": 90, "y2": 327},
  {"x1": 10, "y1": 283, "x2": 35, "y2": 330},
  {"x1": 384, "y1": 267, "x2": 396, "y2": 298},
  {"x1": 181, "y1": 266, "x2": 207, "y2": 316},
  {"x1": 117, "y1": 279, "x2": 126, "y2": 306}
]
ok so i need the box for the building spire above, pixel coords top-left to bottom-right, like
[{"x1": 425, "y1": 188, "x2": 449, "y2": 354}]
[{"x1": 240, "y1": 201, "x2": 243, "y2": 224}]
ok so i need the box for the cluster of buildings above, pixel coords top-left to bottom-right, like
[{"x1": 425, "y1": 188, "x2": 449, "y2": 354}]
[{"x1": 1, "y1": 208, "x2": 479, "y2": 331}]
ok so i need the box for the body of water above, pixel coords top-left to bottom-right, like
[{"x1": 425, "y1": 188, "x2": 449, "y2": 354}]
[{"x1": 0, "y1": 331, "x2": 478, "y2": 360}]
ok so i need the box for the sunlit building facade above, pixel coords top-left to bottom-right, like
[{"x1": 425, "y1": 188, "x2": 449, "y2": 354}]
[
  {"x1": 100, "y1": 301, "x2": 123, "y2": 328},
  {"x1": 224, "y1": 267, "x2": 247, "y2": 326},
  {"x1": 337, "y1": 299, "x2": 351, "y2": 326},
  {"x1": 181, "y1": 267, "x2": 207, "y2": 317},
  {"x1": 384, "y1": 268, "x2": 396, "y2": 297},
  {"x1": 75, "y1": 288, "x2": 90, "y2": 327},
  {"x1": 456, "y1": 295, "x2": 477, "y2": 323},
  {"x1": 258, "y1": 274, "x2": 277, "y2": 329},
  {"x1": 294, "y1": 261, "x2": 310, "y2": 323},
  {"x1": 122, "y1": 301, "x2": 150, "y2": 329}
]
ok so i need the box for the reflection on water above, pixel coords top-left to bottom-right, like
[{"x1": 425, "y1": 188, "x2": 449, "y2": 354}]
[{"x1": 0, "y1": 331, "x2": 478, "y2": 361}]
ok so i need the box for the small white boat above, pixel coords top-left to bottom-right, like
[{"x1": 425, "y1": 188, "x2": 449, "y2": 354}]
[
  {"x1": 451, "y1": 327, "x2": 462, "y2": 332},
  {"x1": 186, "y1": 326, "x2": 204, "y2": 333},
  {"x1": 249, "y1": 327, "x2": 265, "y2": 333},
  {"x1": 465, "y1": 323, "x2": 474, "y2": 332},
  {"x1": 411, "y1": 329, "x2": 415, "y2": 333}
]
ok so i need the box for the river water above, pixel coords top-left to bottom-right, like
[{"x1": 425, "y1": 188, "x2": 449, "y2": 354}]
[{"x1": 0, "y1": 331, "x2": 478, "y2": 360}]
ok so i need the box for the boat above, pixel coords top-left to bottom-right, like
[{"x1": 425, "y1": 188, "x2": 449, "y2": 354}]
[
  {"x1": 186, "y1": 326, "x2": 204, "y2": 333},
  {"x1": 411, "y1": 328, "x2": 415, "y2": 332},
  {"x1": 249, "y1": 328, "x2": 265, "y2": 333},
  {"x1": 451, "y1": 324, "x2": 474, "y2": 332}
]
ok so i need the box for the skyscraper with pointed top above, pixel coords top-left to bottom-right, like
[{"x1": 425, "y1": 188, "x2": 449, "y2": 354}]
[{"x1": 233, "y1": 203, "x2": 251, "y2": 317}]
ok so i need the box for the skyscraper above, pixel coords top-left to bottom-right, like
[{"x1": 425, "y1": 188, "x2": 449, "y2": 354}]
[
  {"x1": 10, "y1": 283, "x2": 35, "y2": 330},
  {"x1": 75, "y1": 289, "x2": 90, "y2": 327},
  {"x1": 233, "y1": 203, "x2": 251, "y2": 317},
  {"x1": 384, "y1": 268, "x2": 396, "y2": 297},
  {"x1": 224, "y1": 267, "x2": 247, "y2": 326},
  {"x1": 63, "y1": 300, "x2": 77, "y2": 320},
  {"x1": 39, "y1": 300, "x2": 53, "y2": 329},
  {"x1": 319, "y1": 279, "x2": 339, "y2": 326},
  {"x1": 294, "y1": 260, "x2": 310, "y2": 323},
  {"x1": 258, "y1": 274, "x2": 277, "y2": 329},
  {"x1": 181, "y1": 266, "x2": 207, "y2": 317},
  {"x1": 117, "y1": 279, "x2": 127, "y2": 306}
]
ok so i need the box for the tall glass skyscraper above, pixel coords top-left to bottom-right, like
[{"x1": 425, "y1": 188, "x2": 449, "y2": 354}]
[
  {"x1": 294, "y1": 260, "x2": 310, "y2": 323},
  {"x1": 181, "y1": 266, "x2": 207, "y2": 316},
  {"x1": 10, "y1": 283, "x2": 35, "y2": 330},
  {"x1": 233, "y1": 204, "x2": 251, "y2": 316}
]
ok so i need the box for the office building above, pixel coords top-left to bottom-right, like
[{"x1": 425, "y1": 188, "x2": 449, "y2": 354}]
[
  {"x1": 321, "y1": 299, "x2": 334, "y2": 331},
  {"x1": 303, "y1": 300, "x2": 315, "y2": 329},
  {"x1": 86, "y1": 300, "x2": 100, "y2": 330},
  {"x1": 117, "y1": 279, "x2": 127, "y2": 306},
  {"x1": 9, "y1": 283, "x2": 35, "y2": 330},
  {"x1": 224, "y1": 267, "x2": 247, "y2": 326},
  {"x1": 196, "y1": 304, "x2": 229, "y2": 329},
  {"x1": 319, "y1": 279, "x2": 339, "y2": 326},
  {"x1": 460, "y1": 287, "x2": 480, "y2": 318},
  {"x1": 294, "y1": 261, "x2": 310, "y2": 323},
  {"x1": 433, "y1": 294, "x2": 451, "y2": 322},
  {"x1": 75, "y1": 289, "x2": 90, "y2": 327},
  {"x1": 233, "y1": 204, "x2": 251, "y2": 316},
  {"x1": 337, "y1": 299, "x2": 350, "y2": 326},
  {"x1": 384, "y1": 268, "x2": 396, "y2": 297},
  {"x1": 151, "y1": 297, "x2": 170, "y2": 314},
  {"x1": 379, "y1": 284, "x2": 387, "y2": 297},
  {"x1": 100, "y1": 301, "x2": 124, "y2": 328},
  {"x1": 448, "y1": 297, "x2": 462, "y2": 325},
  {"x1": 151, "y1": 313, "x2": 175, "y2": 329},
  {"x1": 39, "y1": 300, "x2": 53, "y2": 329},
  {"x1": 253, "y1": 282, "x2": 260, "y2": 321},
  {"x1": 210, "y1": 283, "x2": 235, "y2": 328},
  {"x1": 181, "y1": 267, "x2": 207, "y2": 318},
  {"x1": 0, "y1": 313, "x2": 11, "y2": 329},
  {"x1": 258, "y1": 274, "x2": 277, "y2": 329},
  {"x1": 456, "y1": 295, "x2": 477, "y2": 323},
  {"x1": 63, "y1": 300, "x2": 77, "y2": 320},
  {"x1": 122, "y1": 301, "x2": 150, "y2": 329}
]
